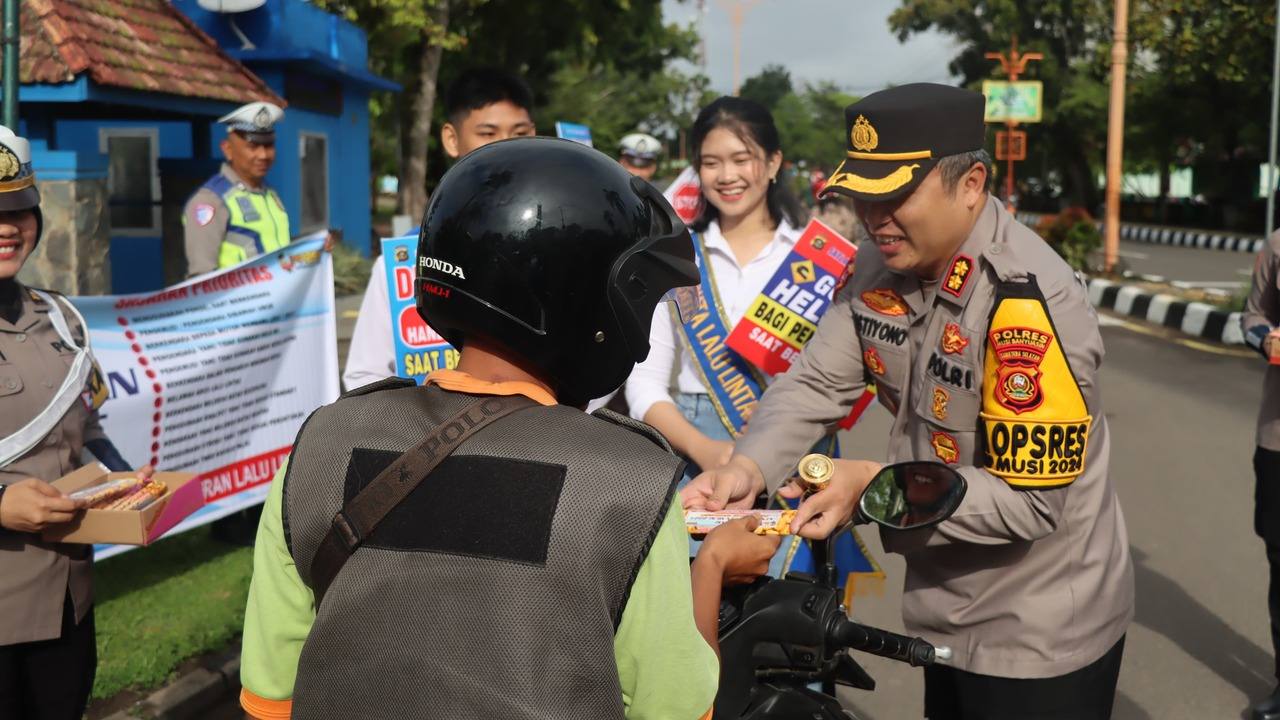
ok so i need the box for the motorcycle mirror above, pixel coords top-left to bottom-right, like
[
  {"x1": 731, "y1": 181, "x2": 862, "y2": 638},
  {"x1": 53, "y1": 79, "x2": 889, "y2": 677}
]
[{"x1": 858, "y1": 461, "x2": 966, "y2": 531}]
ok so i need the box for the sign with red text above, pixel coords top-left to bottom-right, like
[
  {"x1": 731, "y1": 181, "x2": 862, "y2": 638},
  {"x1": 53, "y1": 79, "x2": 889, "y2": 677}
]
[
  {"x1": 382, "y1": 235, "x2": 458, "y2": 384},
  {"x1": 726, "y1": 219, "x2": 856, "y2": 375},
  {"x1": 70, "y1": 233, "x2": 338, "y2": 559}
]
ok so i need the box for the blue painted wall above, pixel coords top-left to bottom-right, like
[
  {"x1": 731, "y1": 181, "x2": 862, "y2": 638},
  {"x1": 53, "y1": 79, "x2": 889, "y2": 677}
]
[{"x1": 17, "y1": 0, "x2": 388, "y2": 294}]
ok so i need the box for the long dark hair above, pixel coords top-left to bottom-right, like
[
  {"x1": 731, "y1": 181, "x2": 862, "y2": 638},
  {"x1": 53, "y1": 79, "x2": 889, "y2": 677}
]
[{"x1": 689, "y1": 96, "x2": 804, "y2": 233}]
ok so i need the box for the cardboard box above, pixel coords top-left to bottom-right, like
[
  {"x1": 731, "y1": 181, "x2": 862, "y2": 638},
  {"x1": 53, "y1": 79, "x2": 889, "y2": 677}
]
[{"x1": 42, "y1": 463, "x2": 202, "y2": 545}]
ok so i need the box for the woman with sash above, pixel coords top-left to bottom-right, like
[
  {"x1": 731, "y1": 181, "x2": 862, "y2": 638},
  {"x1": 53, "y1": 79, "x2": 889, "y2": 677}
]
[
  {"x1": 625, "y1": 96, "x2": 805, "y2": 481},
  {"x1": 625, "y1": 98, "x2": 881, "y2": 593},
  {"x1": 0, "y1": 125, "x2": 153, "y2": 719}
]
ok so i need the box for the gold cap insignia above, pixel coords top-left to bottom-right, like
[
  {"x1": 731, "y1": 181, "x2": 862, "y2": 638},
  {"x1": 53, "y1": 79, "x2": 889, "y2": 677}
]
[
  {"x1": 851, "y1": 115, "x2": 879, "y2": 152},
  {"x1": 0, "y1": 145, "x2": 19, "y2": 182}
]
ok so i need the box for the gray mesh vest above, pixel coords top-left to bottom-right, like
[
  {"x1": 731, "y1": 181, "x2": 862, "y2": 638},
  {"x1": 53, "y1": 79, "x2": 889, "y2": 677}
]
[{"x1": 284, "y1": 380, "x2": 682, "y2": 719}]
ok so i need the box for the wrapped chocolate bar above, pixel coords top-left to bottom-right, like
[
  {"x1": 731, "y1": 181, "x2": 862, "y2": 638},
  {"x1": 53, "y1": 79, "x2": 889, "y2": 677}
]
[{"x1": 684, "y1": 509, "x2": 797, "y2": 536}]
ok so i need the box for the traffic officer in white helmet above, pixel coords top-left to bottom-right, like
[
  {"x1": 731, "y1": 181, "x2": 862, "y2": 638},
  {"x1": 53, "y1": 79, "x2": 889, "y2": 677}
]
[
  {"x1": 183, "y1": 102, "x2": 331, "y2": 278},
  {"x1": 618, "y1": 132, "x2": 662, "y2": 181}
]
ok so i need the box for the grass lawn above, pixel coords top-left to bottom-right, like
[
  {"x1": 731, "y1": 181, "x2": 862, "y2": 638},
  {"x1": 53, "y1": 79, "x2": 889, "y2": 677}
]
[{"x1": 91, "y1": 527, "x2": 254, "y2": 700}]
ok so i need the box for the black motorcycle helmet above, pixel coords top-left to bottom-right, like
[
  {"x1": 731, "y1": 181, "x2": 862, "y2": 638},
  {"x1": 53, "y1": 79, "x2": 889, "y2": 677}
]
[{"x1": 415, "y1": 137, "x2": 699, "y2": 406}]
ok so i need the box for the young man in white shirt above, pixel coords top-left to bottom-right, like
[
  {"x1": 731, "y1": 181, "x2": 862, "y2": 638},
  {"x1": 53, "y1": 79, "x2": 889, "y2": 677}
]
[{"x1": 343, "y1": 68, "x2": 535, "y2": 391}]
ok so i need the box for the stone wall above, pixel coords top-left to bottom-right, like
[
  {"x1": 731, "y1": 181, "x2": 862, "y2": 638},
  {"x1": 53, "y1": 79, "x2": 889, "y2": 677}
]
[{"x1": 17, "y1": 178, "x2": 112, "y2": 295}]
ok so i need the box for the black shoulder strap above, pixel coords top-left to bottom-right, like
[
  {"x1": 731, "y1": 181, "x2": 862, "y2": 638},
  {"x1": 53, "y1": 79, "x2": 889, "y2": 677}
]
[{"x1": 309, "y1": 393, "x2": 536, "y2": 605}]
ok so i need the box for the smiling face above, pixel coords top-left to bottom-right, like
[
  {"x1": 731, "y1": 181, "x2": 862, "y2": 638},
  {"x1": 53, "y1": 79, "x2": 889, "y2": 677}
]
[
  {"x1": 852, "y1": 161, "x2": 987, "y2": 279},
  {"x1": 696, "y1": 126, "x2": 781, "y2": 226},
  {"x1": 221, "y1": 132, "x2": 276, "y2": 187},
  {"x1": 0, "y1": 209, "x2": 38, "y2": 279}
]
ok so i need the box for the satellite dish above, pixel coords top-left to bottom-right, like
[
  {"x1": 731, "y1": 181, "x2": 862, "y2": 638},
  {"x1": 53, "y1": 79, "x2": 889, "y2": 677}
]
[
  {"x1": 195, "y1": 0, "x2": 265, "y2": 49},
  {"x1": 196, "y1": 0, "x2": 266, "y2": 12}
]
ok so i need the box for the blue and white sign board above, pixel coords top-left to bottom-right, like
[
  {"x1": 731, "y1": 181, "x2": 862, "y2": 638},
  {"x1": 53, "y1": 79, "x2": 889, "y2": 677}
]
[{"x1": 555, "y1": 121, "x2": 593, "y2": 147}]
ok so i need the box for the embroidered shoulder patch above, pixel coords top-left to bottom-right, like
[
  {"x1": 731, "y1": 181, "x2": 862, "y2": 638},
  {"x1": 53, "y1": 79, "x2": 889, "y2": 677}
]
[
  {"x1": 193, "y1": 203, "x2": 215, "y2": 227},
  {"x1": 931, "y1": 431, "x2": 959, "y2": 464},
  {"x1": 863, "y1": 346, "x2": 886, "y2": 376},
  {"x1": 942, "y1": 255, "x2": 974, "y2": 298},
  {"x1": 941, "y1": 322, "x2": 969, "y2": 355},
  {"x1": 861, "y1": 288, "x2": 909, "y2": 317}
]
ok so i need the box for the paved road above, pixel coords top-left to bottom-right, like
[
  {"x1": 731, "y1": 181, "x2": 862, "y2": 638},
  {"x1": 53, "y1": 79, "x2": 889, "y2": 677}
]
[
  {"x1": 838, "y1": 312, "x2": 1271, "y2": 719},
  {"x1": 1105, "y1": 240, "x2": 1257, "y2": 289}
]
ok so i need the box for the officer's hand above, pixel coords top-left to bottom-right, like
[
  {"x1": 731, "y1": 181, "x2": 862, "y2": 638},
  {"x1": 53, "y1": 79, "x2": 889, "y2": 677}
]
[
  {"x1": 696, "y1": 516, "x2": 781, "y2": 586},
  {"x1": 135, "y1": 465, "x2": 155, "y2": 482},
  {"x1": 790, "y1": 459, "x2": 883, "y2": 539},
  {"x1": 0, "y1": 478, "x2": 84, "y2": 533},
  {"x1": 682, "y1": 455, "x2": 765, "y2": 511},
  {"x1": 689, "y1": 437, "x2": 734, "y2": 476}
]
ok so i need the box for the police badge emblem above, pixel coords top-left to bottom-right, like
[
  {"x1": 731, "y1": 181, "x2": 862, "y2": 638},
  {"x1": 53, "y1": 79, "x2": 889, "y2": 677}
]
[
  {"x1": 0, "y1": 145, "x2": 18, "y2": 181},
  {"x1": 931, "y1": 431, "x2": 959, "y2": 464},
  {"x1": 395, "y1": 245, "x2": 410, "y2": 262},
  {"x1": 861, "y1": 288, "x2": 909, "y2": 317},
  {"x1": 931, "y1": 387, "x2": 949, "y2": 421},
  {"x1": 988, "y1": 326, "x2": 1053, "y2": 414},
  {"x1": 851, "y1": 115, "x2": 879, "y2": 152},
  {"x1": 254, "y1": 107, "x2": 272, "y2": 129},
  {"x1": 941, "y1": 322, "x2": 969, "y2": 354},
  {"x1": 863, "y1": 346, "x2": 886, "y2": 376},
  {"x1": 193, "y1": 203, "x2": 215, "y2": 227}
]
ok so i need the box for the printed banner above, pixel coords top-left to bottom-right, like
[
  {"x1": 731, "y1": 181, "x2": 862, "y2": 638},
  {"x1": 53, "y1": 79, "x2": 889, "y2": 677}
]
[
  {"x1": 72, "y1": 233, "x2": 338, "y2": 560},
  {"x1": 725, "y1": 219, "x2": 875, "y2": 430},
  {"x1": 727, "y1": 218, "x2": 855, "y2": 375},
  {"x1": 382, "y1": 235, "x2": 458, "y2": 385}
]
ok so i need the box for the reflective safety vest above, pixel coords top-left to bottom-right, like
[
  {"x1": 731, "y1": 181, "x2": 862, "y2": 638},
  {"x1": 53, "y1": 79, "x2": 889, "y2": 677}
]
[{"x1": 202, "y1": 173, "x2": 291, "y2": 269}]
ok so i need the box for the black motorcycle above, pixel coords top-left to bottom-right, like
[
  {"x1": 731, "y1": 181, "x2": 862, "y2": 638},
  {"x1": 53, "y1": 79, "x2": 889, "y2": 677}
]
[{"x1": 715, "y1": 461, "x2": 967, "y2": 720}]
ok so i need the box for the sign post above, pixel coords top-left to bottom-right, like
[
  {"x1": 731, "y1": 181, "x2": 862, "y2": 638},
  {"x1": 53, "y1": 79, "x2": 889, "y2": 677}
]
[{"x1": 984, "y1": 38, "x2": 1042, "y2": 211}]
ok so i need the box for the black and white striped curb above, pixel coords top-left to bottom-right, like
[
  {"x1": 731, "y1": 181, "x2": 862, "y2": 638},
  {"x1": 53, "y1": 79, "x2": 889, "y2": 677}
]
[
  {"x1": 1085, "y1": 277, "x2": 1244, "y2": 345},
  {"x1": 1016, "y1": 212, "x2": 1265, "y2": 254}
]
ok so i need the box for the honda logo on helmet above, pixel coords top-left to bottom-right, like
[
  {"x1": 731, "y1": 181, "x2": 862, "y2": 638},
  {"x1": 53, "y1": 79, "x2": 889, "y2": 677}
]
[{"x1": 419, "y1": 256, "x2": 466, "y2": 280}]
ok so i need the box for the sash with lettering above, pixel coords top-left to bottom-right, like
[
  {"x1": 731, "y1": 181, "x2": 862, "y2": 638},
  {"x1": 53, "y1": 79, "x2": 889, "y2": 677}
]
[{"x1": 675, "y1": 234, "x2": 767, "y2": 436}]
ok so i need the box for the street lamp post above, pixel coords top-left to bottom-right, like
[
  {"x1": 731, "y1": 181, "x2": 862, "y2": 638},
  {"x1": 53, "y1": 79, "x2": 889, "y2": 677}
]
[
  {"x1": 1103, "y1": 0, "x2": 1130, "y2": 274},
  {"x1": 715, "y1": 0, "x2": 762, "y2": 96},
  {"x1": 1266, "y1": 0, "x2": 1280, "y2": 239},
  {"x1": 2, "y1": 0, "x2": 17, "y2": 131}
]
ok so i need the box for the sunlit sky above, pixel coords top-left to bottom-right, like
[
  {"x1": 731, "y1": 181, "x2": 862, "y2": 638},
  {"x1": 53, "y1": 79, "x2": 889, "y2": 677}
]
[{"x1": 661, "y1": 0, "x2": 961, "y2": 95}]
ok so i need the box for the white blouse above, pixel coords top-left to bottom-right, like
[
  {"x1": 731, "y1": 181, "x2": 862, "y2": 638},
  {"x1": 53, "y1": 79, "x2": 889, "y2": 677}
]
[{"x1": 625, "y1": 217, "x2": 801, "y2": 422}]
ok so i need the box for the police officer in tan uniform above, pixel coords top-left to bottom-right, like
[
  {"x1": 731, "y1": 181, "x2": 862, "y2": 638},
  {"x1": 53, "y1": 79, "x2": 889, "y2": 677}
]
[
  {"x1": 1244, "y1": 232, "x2": 1280, "y2": 720},
  {"x1": 0, "y1": 125, "x2": 153, "y2": 719},
  {"x1": 685, "y1": 85, "x2": 1135, "y2": 718}
]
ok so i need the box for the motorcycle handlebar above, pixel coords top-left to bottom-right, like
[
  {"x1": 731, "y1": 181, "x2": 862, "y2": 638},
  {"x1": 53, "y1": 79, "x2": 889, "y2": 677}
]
[{"x1": 830, "y1": 617, "x2": 941, "y2": 667}]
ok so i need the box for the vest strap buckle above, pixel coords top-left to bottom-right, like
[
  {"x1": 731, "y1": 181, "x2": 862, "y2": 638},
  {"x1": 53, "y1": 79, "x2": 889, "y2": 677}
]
[{"x1": 332, "y1": 510, "x2": 361, "y2": 552}]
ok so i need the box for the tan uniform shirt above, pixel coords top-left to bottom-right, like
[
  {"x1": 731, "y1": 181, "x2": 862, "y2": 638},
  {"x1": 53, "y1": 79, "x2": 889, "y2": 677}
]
[
  {"x1": 737, "y1": 197, "x2": 1134, "y2": 678},
  {"x1": 0, "y1": 286, "x2": 103, "y2": 645},
  {"x1": 1243, "y1": 231, "x2": 1280, "y2": 451}
]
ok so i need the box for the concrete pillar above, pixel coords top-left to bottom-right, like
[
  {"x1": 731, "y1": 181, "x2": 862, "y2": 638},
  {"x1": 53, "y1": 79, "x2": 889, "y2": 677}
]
[{"x1": 18, "y1": 149, "x2": 112, "y2": 294}]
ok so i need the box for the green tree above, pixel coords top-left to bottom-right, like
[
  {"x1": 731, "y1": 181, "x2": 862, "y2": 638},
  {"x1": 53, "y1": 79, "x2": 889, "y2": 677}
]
[
  {"x1": 890, "y1": 0, "x2": 1114, "y2": 208},
  {"x1": 739, "y1": 64, "x2": 794, "y2": 111},
  {"x1": 891, "y1": 0, "x2": 1277, "y2": 221},
  {"x1": 772, "y1": 83, "x2": 859, "y2": 171},
  {"x1": 319, "y1": 0, "x2": 694, "y2": 219}
]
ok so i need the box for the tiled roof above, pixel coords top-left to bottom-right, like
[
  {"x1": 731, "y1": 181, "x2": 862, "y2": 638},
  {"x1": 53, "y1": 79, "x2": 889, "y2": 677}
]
[{"x1": 16, "y1": 0, "x2": 283, "y2": 106}]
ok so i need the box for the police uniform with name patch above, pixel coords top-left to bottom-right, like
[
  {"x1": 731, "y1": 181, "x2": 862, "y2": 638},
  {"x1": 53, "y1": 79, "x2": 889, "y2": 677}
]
[
  {"x1": 183, "y1": 102, "x2": 291, "y2": 277},
  {"x1": 0, "y1": 125, "x2": 135, "y2": 719},
  {"x1": 733, "y1": 86, "x2": 1134, "y2": 698}
]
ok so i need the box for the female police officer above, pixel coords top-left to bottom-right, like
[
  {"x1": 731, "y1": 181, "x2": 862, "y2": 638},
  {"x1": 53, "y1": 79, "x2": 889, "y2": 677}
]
[{"x1": 0, "y1": 125, "x2": 152, "y2": 719}]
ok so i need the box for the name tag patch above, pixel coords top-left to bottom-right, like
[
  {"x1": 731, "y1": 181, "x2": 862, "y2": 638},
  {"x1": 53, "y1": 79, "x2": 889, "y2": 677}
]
[{"x1": 855, "y1": 313, "x2": 908, "y2": 346}]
